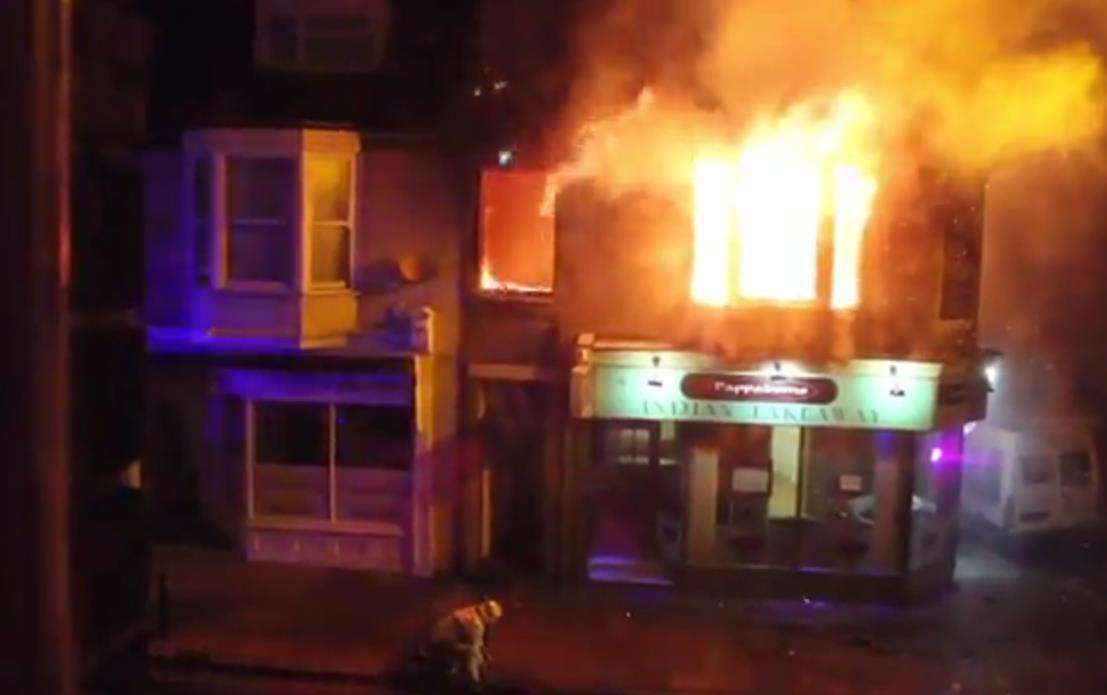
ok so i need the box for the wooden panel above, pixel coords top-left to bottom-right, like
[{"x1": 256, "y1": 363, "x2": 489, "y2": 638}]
[{"x1": 246, "y1": 528, "x2": 404, "y2": 572}]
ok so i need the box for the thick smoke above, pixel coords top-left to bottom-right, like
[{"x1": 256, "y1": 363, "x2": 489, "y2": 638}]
[
  {"x1": 548, "y1": 0, "x2": 1107, "y2": 424},
  {"x1": 554, "y1": 0, "x2": 1107, "y2": 195}
]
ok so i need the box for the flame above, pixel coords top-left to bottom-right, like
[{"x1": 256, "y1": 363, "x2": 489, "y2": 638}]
[
  {"x1": 479, "y1": 259, "x2": 550, "y2": 294},
  {"x1": 691, "y1": 92, "x2": 878, "y2": 309}
]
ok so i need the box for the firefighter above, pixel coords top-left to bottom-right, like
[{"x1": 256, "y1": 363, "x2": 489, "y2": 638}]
[{"x1": 423, "y1": 598, "x2": 503, "y2": 689}]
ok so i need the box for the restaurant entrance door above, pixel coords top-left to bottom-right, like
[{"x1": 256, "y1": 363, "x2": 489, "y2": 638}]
[{"x1": 586, "y1": 421, "x2": 682, "y2": 585}]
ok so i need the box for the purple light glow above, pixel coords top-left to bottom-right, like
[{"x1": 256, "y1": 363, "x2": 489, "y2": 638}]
[{"x1": 930, "y1": 446, "x2": 943, "y2": 464}]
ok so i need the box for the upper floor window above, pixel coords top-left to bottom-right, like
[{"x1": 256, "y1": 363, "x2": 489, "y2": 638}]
[
  {"x1": 255, "y1": 0, "x2": 389, "y2": 73},
  {"x1": 226, "y1": 157, "x2": 296, "y2": 284},
  {"x1": 478, "y1": 168, "x2": 555, "y2": 297},
  {"x1": 307, "y1": 156, "x2": 353, "y2": 286},
  {"x1": 690, "y1": 156, "x2": 875, "y2": 311},
  {"x1": 186, "y1": 128, "x2": 359, "y2": 294}
]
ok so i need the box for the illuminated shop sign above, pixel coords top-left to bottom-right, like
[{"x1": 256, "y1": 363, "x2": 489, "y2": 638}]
[
  {"x1": 573, "y1": 355, "x2": 942, "y2": 431},
  {"x1": 680, "y1": 373, "x2": 838, "y2": 404}
]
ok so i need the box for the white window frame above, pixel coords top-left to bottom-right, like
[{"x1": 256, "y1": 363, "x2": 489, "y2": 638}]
[{"x1": 222, "y1": 155, "x2": 300, "y2": 292}]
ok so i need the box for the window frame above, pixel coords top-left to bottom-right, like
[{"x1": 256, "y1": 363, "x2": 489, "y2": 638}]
[
  {"x1": 222, "y1": 155, "x2": 299, "y2": 290},
  {"x1": 689, "y1": 165, "x2": 865, "y2": 312},
  {"x1": 246, "y1": 398, "x2": 414, "y2": 526},
  {"x1": 255, "y1": 2, "x2": 387, "y2": 74},
  {"x1": 476, "y1": 168, "x2": 557, "y2": 302},
  {"x1": 191, "y1": 155, "x2": 213, "y2": 285},
  {"x1": 304, "y1": 154, "x2": 355, "y2": 290}
]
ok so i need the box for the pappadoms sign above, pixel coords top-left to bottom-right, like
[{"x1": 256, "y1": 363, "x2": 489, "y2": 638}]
[
  {"x1": 584, "y1": 365, "x2": 939, "y2": 431},
  {"x1": 681, "y1": 373, "x2": 838, "y2": 404}
]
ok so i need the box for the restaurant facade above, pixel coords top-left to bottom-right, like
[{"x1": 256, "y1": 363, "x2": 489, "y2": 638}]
[{"x1": 460, "y1": 166, "x2": 989, "y2": 601}]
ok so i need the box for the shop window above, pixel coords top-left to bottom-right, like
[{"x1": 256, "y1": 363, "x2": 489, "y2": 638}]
[
  {"x1": 226, "y1": 157, "x2": 296, "y2": 284},
  {"x1": 478, "y1": 169, "x2": 555, "y2": 297},
  {"x1": 658, "y1": 421, "x2": 678, "y2": 466},
  {"x1": 336, "y1": 405, "x2": 412, "y2": 471},
  {"x1": 307, "y1": 156, "x2": 353, "y2": 287},
  {"x1": 250, "y1": 400, "x2": 413, "y2": 523},
  {"x1": 253, "y1": 402, "x2": 329, "y2": 518},
  {"x1": 255, "y1": 1, "x2": 388, "y2": 73},
  {"x1": 603, "y1": 424, "x2": 652, "y2": 466},
  {"x1": 714, "y1": 425, "x2": 772, "y2": 525},
  {"x1": 192, "y1": 157, "x2": 211, "y2": 284},
  {"x1": 1020, "y1": 455, "x2": 1054, "y2": 485},
  {"x1": 1059, "y1": 451, "x2": 1092, "y2": 487},
  {"x1": 803, "y1": 429, "x2": 874, "y2": 521}
]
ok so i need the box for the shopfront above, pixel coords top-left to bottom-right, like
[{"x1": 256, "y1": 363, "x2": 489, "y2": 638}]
[{"x1": 568, "y1": 340, "x2": 979, "y2": 599}]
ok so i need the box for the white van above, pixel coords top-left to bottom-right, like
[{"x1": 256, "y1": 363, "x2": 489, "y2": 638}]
[{"x1": 963, "y1": 419, "x2": 1101, "y2": 535}]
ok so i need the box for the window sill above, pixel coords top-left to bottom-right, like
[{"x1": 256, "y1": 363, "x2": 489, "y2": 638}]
[
  {"x1": 306, "y1": 285, "x2": 357, "y2": 297},
  {"x1": 248, "y1": 516, "x2": 404, "y2": 537},
  {"x1": 218, "y1": 282, "x2": 295, "y2": 296},
  {"x1": 475, "y1": 289, "x2": 554, "y2": 305}
]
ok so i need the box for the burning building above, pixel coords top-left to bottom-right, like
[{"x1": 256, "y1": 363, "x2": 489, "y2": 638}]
[
  {"x1": 462, "y1": 0, "x2": 1105, "y2": 599},
  {"x1": 468, "y1": 132, "x2": 987, "y2": 601}
]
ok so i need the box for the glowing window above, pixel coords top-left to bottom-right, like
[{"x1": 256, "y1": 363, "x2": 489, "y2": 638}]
[
  {"x1": 307, "y1": 156, "x2": 352, "y2": 287},
  {"x1": 690, "y1": 95, "x2": 877, "y2": 309},
  {"x1": 478, "y1": 169, "x2": 554, "y2": 296},
  {"x1": 692, "y1": 158, "x2": 874, "y2": 309}
]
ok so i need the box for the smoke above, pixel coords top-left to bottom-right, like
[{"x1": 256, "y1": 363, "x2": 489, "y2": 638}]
[
  {"x1": 552, "y1": 0, "x2": 1107, "y2": 196},
  {"x1": 542, "y1": 0, "x2": 1107, "y2": 422},
  {"x1": 980, "y1": 153, "x2": 1107, "y2": 424}
]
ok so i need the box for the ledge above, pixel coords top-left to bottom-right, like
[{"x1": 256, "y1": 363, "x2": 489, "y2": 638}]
[{"x1": 248, "y1": 517, "x2": 405, "y2": 537}]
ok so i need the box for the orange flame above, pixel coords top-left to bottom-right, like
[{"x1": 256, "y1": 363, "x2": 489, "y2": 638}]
[{"x1": 691, "y1": 92, "x2": 878, "y2": 309}]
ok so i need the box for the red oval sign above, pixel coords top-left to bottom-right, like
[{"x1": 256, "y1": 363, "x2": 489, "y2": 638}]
[{"x1": 680, "y1": 373, "x2": 838, "y2": 404}]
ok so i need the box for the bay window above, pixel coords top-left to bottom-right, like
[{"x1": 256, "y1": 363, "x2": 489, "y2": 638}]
[
  {"x1": 226, "y1": 157, "x2": 297, "y2": 285},
  {"x1": 185, "y1": 128, "x2": 359, "y2": 298},
  {"x1": 307, "y1": 155, "x2": 352, "y2": 287}
]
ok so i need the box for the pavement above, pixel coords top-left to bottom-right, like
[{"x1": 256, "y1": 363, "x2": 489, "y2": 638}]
[{"x1": 130, "y1": 538, "x2": 1107, "y2": 695}]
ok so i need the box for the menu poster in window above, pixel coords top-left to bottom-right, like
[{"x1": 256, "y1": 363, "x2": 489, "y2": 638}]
[
  {"x1": 838, "y1": 474, "x2": 864, "y2": 493},
  {"x1": 732, "y1": 468, "x2": 770, "y2": 494}
]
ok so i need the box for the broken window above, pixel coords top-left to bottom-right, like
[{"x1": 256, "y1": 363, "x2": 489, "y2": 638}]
[{"x1": 478, "y1": 168, "x2": 555, "y2": 296}]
